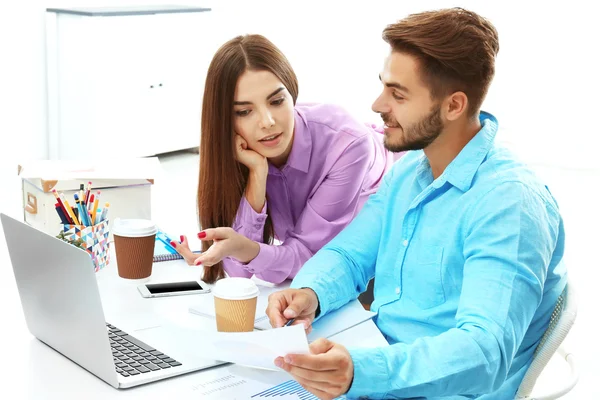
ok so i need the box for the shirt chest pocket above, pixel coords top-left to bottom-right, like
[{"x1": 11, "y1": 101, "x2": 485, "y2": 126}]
[{"x1": 403, "y1": 245, "x2": 446, "y2": 309}]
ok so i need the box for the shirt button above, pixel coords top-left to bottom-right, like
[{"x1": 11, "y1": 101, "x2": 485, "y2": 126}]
[
  {"x1": 395, "y1": 287, "x2": 400, "y2": 295},
  {"x1": 402, "y1": 239, "x2": 409, "y2": 246}
]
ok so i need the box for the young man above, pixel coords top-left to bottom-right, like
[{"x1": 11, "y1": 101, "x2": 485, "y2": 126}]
[{"x1": 265, "y1": 8, "x2": 566, "y2": 400}]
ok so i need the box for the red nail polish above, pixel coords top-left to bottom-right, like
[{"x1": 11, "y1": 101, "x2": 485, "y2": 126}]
[
  {"x1": 180, "y1": 235, "x2": 184, "y2": 242},
  {"x1": 170, "y1": 241, "x2": 177, "y2": 248},
  {"x1": 198, "y1": 232, "x2": 207, "y2": 239},
  {"x1": 195, "y1": 260, "x2": 202, "y2": 266}
]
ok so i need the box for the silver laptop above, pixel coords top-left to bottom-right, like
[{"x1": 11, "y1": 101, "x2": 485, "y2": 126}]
[{"x1": 0, "y1": 213, "x2": 224, "y2": 388}]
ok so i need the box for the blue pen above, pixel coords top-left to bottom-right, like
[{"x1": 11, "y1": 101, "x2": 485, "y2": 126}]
[
  {"x1": 157, "y1": 230, "x2": 203, "y2": 254},
  {"x1": 74, "y1": 194, "x2": 88, "y2": 226},
  {"x1": 284, "y1": 318, "x2": 295, "y2": 327}
]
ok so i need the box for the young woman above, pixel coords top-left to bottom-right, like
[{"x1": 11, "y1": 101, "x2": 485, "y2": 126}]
[{"x1": 172, "y1": 34, "x2": 400, "y2": 285}]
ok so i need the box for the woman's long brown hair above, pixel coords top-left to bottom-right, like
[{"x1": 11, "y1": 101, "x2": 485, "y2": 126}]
[{"x1": 198, "y1": 35, "x2": 299, "y2": 283}]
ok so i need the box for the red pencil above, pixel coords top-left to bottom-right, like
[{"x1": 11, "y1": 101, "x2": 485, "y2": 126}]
[
  {"x1": 88, "y1": 194, "x2": 95, "y2": 213},
  {"x1": 52, "y1": 189, "x2": 73, "y2": 224},
  {"x1": 85, "y1": 181, "x2": 92, "y2": 207}
]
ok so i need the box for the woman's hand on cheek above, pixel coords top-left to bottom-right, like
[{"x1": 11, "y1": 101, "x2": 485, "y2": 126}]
[{"x1": 235, "y1": 134, "x2": 268, "y2": 173}]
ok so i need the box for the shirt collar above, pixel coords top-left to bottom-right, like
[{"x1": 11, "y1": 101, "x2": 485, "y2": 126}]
[
  {"x1": 416, "y1": 111, "x2": 498, "y2": 192},
  {"x1": 270, "y1": 107, "x2": 312, "y2": 174}
]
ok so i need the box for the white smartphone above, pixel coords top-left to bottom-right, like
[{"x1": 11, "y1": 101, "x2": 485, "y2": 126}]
[{"x1": 137, "y1": 280, "x2": 210, "y2": 298}]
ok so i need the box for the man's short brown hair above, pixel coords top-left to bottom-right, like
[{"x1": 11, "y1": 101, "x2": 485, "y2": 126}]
[{"x1": 383, "y1": 8, "x2": 500, "y2": 116}]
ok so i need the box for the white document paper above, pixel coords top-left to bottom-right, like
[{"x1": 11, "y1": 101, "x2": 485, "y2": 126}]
[{"x1": 195, "y1": 324, "x2": 309, "y2": 371}]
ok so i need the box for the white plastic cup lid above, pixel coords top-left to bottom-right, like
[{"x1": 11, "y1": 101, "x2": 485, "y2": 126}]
[
  {"x1": 212, "y1": 277, "x2": 259, "y2": 300},
  {"x1": 112, "y1": 218, "x2": 157, "y2": 238}
]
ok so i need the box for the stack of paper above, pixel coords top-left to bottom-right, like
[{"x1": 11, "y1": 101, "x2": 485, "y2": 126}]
[
  {"x1": 189, "y1": 285, "x2": 376, "y2": 343},
  {"x1": 189, "y1": 280, "x2": 292, "y2": 327}
]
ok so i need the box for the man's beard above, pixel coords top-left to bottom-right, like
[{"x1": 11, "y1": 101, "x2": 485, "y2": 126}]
[{"x1": 383, "y1": 106, "x2": 443, "y2": 152}]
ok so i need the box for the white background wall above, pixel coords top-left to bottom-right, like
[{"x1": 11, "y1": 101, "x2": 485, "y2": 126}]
[
  {"x1": 0, "y1": 2, "x2": 598, "y2": 396},
  {"x1": 1, "y1": 0, "x2": 598, "y2": 202}
]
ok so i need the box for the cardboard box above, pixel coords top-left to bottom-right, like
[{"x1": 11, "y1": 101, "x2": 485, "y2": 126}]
[{"x1": 18, "y1": 158, "x2": 160, "y2": 238}]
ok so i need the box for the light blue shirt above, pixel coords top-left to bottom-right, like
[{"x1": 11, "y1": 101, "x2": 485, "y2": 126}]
[{"x1": 291, "y1": 112, "x2": 567, "y2": 399}]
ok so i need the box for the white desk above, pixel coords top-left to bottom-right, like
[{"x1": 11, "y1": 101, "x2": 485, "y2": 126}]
[{"x1": 1, "y1": 250, "x2": 388, "y2": 399}]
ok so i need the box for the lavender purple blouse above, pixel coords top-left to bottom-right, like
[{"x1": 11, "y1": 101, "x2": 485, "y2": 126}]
[{"x1": 223, "y1": 103, "x2": 396, "y2": 283}]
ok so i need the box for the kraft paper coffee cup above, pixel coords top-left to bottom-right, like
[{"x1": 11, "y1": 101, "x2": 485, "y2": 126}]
[
  {"x1": 212, "y1": 278, "x2": 259, "y2": 332},
  {"x1": 112, "y1": 218, "x2": 157, "y2": 281}
]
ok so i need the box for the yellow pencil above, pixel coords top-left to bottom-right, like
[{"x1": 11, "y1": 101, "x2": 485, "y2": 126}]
[
  {"x1": 91, "y1": 196, "x2": 100, "y2": 225},
  {"x1": 60, "y1": 193, "x2": 80, "y2": 225}
]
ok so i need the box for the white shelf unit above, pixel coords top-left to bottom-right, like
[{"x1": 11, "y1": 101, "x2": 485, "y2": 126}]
[{"x1": 46, "y1": 6, "x2": 212, "y2": 160}]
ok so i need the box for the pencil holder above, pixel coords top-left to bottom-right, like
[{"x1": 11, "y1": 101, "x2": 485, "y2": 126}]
[{"x1": 58, "y1": 219, "x2": 110, "y2": 272}]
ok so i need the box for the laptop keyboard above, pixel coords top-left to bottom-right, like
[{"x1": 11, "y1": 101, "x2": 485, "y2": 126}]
[{"x1": 106, "y1": 323, "x2": 182, "y2": 377}]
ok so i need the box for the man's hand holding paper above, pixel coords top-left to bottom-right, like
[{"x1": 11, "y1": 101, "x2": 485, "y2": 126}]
[
  {"x1": 266, "y1": 288, "x2": 355, "y2": 399},
  {"x1": 265, "y1": 288, "x2": 320, "y2": 334}
]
